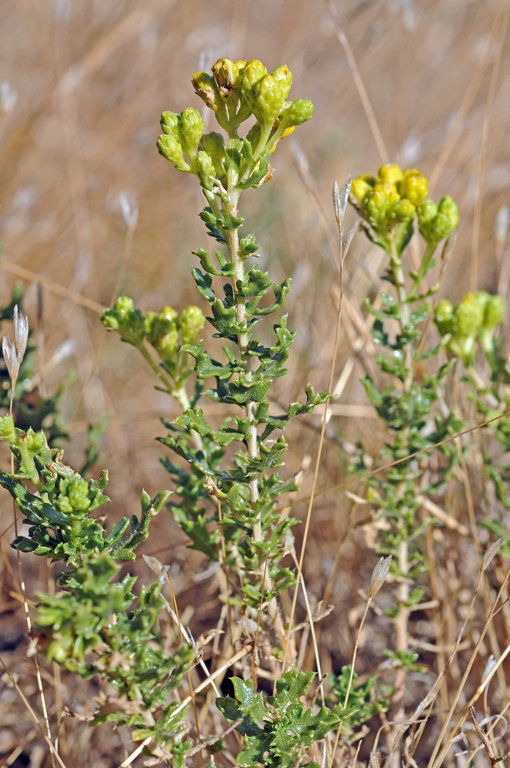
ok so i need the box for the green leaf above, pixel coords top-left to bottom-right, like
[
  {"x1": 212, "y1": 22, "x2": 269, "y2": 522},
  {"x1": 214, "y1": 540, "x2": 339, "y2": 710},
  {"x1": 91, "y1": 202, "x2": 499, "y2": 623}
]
[
  {"x1": 239, "y1": 233, "x2": 258, "y2": 258},
  {"x1": 192, "y1": 267, "x2": 216, "y2": 302},
  {"x1": 231, "y1": 678, "x2": 267, "y2": 723},
  {"x1": 199, "y1": 207, "x2": 226, "y2": 243},
  {"x1": 174, "y1": 408, "x2": 212, "y2": 437}
]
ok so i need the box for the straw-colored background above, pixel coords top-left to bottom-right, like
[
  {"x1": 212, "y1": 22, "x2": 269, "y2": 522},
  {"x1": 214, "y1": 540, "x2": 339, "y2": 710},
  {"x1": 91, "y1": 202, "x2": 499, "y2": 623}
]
[{"x1": 1, "y1": 0, "x2": 509, "y2": 765}]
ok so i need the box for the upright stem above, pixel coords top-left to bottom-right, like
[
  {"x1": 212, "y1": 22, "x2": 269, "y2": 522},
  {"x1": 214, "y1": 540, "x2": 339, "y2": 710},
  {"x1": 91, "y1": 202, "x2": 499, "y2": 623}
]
[
  {"x1": 222, "y1": 152, "x2": 288, "y2": 651},
  {"x1": 388, "y1": 243, "x2": 413, "y2": 732},
  {"x1": 224, "y1": 168, "x2": 260, "y2": 515}
]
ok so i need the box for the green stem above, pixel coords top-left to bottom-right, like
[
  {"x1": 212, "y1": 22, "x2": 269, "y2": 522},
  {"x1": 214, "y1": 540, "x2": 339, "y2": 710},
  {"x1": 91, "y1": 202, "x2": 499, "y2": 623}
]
[
  {"x1": 388, "y1": 242, "x2": 413, "y2": 732},
  {"x1": 137, "y1": 343, "x2": 202, "y2": 450},
  {"x1": 223, "y1": 163, "x2": 260, "y2": 514},
  {"x1": 137, "y1": 343, "x2": 175, "y2": 393},
  {"x1": 17, "y1": 440, "x2": 42, "y2": 490},
  {"x1": 408, "y1": 241, "x2": 438, "y2": 300}
]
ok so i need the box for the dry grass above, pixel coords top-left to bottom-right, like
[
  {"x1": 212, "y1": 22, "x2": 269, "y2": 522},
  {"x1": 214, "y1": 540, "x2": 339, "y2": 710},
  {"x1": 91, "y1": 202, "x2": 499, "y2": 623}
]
[{"x1": 1, "y1": 0, "x2": 510, "y2": 766}]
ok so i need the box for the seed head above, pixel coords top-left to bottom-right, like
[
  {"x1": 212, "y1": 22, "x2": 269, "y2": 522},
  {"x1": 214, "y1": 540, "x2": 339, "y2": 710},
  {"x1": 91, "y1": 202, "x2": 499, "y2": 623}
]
[
  {"x1": 2, "y1": 305, "x2": 29, "y2": 385},
  {"x1": 368, "y1": 555, "x2": 392, "y2": 598}
]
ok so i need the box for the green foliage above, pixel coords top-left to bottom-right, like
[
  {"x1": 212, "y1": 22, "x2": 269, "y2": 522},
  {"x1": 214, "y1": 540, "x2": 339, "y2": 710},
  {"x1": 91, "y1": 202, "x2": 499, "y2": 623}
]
[
  {"x1": 4, "y1": 57, "x2": 510, "y2": 766},
  {"x1": 0, "y1": 420, "x2": 193, "y2": 755},
  {"x1": 348, "y1": 162, "x2": 466, "y2": 711},
  {"x1": 328, "y1": 666, "x2": 389, "y2": 735},
  {"x1": 217, "y1": 671, "x2": 340, "y2": 768},
  {"x1": 1, "y1": 58, "x2": 341, "y2": 763}
]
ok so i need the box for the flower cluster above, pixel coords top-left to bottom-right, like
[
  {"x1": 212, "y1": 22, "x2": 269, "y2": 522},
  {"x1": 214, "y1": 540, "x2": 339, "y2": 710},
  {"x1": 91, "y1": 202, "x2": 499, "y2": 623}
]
[
  {"x1": 102, "y1": 296, "x2": 204, "y2": 381},
  {"x1": 350, "y1": 164, "x2": 458, "y2": 254},
  {"x1": 157, "y1": 58, "x2": 314, "y2": 189},
  {"x1": 434, "y1": 291, "x2": 505, "y2": 365}
]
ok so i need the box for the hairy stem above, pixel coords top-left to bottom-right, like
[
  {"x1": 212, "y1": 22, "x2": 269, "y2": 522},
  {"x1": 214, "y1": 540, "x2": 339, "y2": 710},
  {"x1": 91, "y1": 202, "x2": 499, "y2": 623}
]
[
  {"x1": 388, "y1": 243, "x2": 413, "y2": 732},
  {"x1": 224, "y1": 165, "x2": 260, "y2": 515}
]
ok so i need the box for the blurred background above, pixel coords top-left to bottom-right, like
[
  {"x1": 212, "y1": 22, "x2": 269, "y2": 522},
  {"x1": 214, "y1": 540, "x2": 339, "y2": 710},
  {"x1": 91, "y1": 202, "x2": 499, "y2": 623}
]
[{"x1": 1, "y1": 0, "x2": 509, "y2": 764}]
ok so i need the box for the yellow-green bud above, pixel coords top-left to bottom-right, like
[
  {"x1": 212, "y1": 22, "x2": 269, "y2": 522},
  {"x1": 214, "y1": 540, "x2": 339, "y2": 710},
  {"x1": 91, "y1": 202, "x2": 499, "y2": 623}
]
[
  {"x1": 453, "y1": 293, "x2": 484, "y2": 338},
  {"x1": 434, "y1": 299, "x2": 454, "y2": 335},
  {"x1": 449, "y1": 335, "x2": 476, "y2": 365},
  {"x1": 157, "y1": 134, "x2": 190, "y2": 171},
  {"x1": 0, "y1": 415, "x2": 16, "y2": 442},
  {"x1": 114, "y1": 296, "x2": 135, "y2": 319},
  {"x1": 146, "y1": 306, "x2": 178, "y2": 354},
  {"x1": 197, "y1": 150, "x2": 216, "y2": 190},
  {"x1": 240, "y1": 59, "x2": 268, "y2": 101},
  {"x1": 26, "y1": 429, "x2": 46, "y2": 454},
  {"x1": 364, "y1": 188, "x2": 392, "y2": 226},
  {"x1": 350, "y1": 177, "x2": 373, "y2": 205},
  {"x1": 373, "y1": 181, "x2": 400, "y2": 205},
  {"x1": 437, "y1": 196, "x2": 459, "y2": 231},
  {"x1": 144, "y1": 311, "x2": 158, "y2": 334},
  {"x1": 160, "y1": 111, "x2": 180, "y2": 137},
  {"x1": 252, "y1": 74, "x2": 287, "y2": 122},
  {"x1": 156, "y1": 330, "x2": 179, "y2": 360},
  {"x1": 418, "y1": 196, "x2": 458, "y2": 242},
  {"x1": 160, "y1": 306, "x2": 178, "y2": 323},
  {"x1": 271, "y1": 65, "x2": 293, "y2": 101},
  {"x1": 101, "y1": 311, "x2": 119, "y2": 330},
  {"x1": 417, "y1": 199, "x2": 437, "y2": 226},
  {"x1": 181, "y1": 305, "x2": 205, "y2": 344},
  {"x1": 67, "y1": 478, "x2": 91, "y2": 512},
  {"x1": 398, "y1": 169, "x2": 428, "y2": 205},
  {"x1": 482, "y1": 294, "x2": 505, "y2": 331},
  {"x1": 378, "y1": 164, "x2": 403, "y2": 184},
  {"x1": 387, "y1": 198, "x2": 416, "y2": 223},
  {"x1": 192, "y1": 71, "x2": 222, "y2": 112},
  {"x1": 179, "y1": 108, "x2": 205, "y2": 154},
  {"x1": 279, "y1": 98, "x2": 314, "y2": 127},
  {"x1": 199, "y1": 131, "x2": 225, "y2": 176},
  {"x1": 212, "y1": 58, "x2": 245, "y2": 98}
]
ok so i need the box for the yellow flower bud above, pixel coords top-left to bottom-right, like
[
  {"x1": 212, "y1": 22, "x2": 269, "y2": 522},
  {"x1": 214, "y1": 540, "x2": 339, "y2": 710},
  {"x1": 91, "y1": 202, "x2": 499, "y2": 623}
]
[
  {"x1": 271, "y1": 65, "x2": 293, "y2": 101},
  {"x1": 199, "y1": 131, "x2": 225, "y2": 177},
  {"x1": 240, "y1": 59, "x2": 268, "y2": 113},
  {"x1": 157, "y1": 134, "x2": 190, "y2": 172},
  {"x1": 434, "y1": 300, "x2": 454, "y2": 336},
  {"x1": 253, "y1": 74, "x2": 288, "y2": 122},
  {"x1": 160, "y1": 306, "x2": 178, "y2": 323},
  {"x1": 453, "y1": 293, "x2": 484, "y2": 338},
  {"x1": 241, "y1": 60, "x2": 268, "y2": 94},
  {"x1": 211, "y1": 57, "x2": 247, "y2": 100},
  {"x1": 279, "y1": 98, "x2": 314, "y2": 127},
  {"x1": 373, "y1": 181, "x2": 400, "y2": 205},
  {"x1": 398, "y1": 169, "x2": 428, "y2": 205},
  {"x1": 192, "y1": 71, "x2": 222, "y2": 112},
  {"x1": 387, "y1": 199, "x2": 416, "y2": 223},
  {"x1": 197, "y1": 150, "x2": 216, "y2": 190},
  {"x1": 482, "y1": 294, "x2": 505, "y2": 331},
  {"x1": 181, "y1": 305, "x2": 205, "y2": 344},
  {"x1": 364, "y1": 188, "x2": 391, "y2": 226},
  {"x1": 156, "y1": 330, "x2": 180, "y2": 360},
  {"x1": 378, "y1": 164, "x2": 403, "y2": 184},
  {"x1": 144, "y1": 311, "x2": 158, "y2": 334},
  {"x1": 437, "y1": 196, "x2": 459, "y2": 230},
  {"x1": 179, "y1": 108, "x2": 205, "y2": 155},
  {"x1": 349, "y1": 178, "x2": 372, "y2": 206},
  {"x1": 160, "y1": 111, "x2": 180, "y2": 137}
]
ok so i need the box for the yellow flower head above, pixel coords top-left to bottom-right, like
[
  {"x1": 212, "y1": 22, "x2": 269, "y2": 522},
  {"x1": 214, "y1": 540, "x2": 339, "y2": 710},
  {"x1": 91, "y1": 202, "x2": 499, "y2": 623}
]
[{"x1": 398, "y1": 169, "x2": 428, "y2": 206}]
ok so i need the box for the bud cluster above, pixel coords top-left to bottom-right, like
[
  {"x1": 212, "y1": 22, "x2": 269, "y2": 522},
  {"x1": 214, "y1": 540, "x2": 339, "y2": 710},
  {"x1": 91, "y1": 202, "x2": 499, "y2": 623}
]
[
  {"x1": 350, "y1": 164, "x2": 458, "y2": 254},
  {"x1": 102, "y1": 297, "x2": 205, "y2": 382},
  {"x1": 434, "y1": 291, "x2": 505, "y2": 364},
  {"x1": 157, "y1": 58, "x2": 314, "y2": 190}
]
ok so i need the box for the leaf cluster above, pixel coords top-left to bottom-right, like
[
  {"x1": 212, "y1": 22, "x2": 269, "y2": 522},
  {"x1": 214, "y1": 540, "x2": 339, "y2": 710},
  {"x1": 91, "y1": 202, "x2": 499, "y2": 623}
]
[{"x1": 217, "y1": 671, "x2": 340, "y2": 768}]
